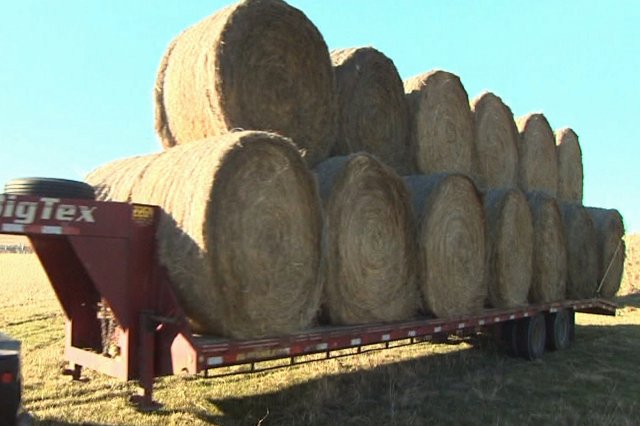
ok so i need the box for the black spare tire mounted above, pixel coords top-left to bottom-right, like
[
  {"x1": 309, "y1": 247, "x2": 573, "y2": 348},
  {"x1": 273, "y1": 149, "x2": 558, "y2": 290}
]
[{"x1": 4, "y1": 178, "x2": 95, "y2": 200}]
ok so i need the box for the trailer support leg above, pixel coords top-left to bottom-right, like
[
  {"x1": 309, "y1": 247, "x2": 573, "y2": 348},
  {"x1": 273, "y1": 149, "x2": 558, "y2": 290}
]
[{"x1": 129, "y1": 311, "x2": 162, "y2": 412}]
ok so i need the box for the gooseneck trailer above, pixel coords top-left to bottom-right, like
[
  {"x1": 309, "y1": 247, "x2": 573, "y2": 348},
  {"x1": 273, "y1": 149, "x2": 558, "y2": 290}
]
[{"x1": 0, "y1": 188, "x2": 616, "y2": 409}]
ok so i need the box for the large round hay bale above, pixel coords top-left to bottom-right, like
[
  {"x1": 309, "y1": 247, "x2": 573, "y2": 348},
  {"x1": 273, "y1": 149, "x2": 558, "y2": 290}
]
[
  {"x1": 404, "y1": 173, "x2": 486, "y2": 318},
  {"x1": 330, "y1": 47, "x2": 411, "y2": 174},
  {"x1": 404, "y1": 70, "x2": 474, "y2": 175},
  {"x1": 515, "y1": 113, "x2": 558, "y2": 197},
  {"x1": 86, "y1": 131, "x2": 323, "y2": 338},
  {"x1": 555, "y1": 128, "x2": 583, "y2": 203},
  {"x1": 526, "y1": 192, "x2": 567, "y2": 303},
  {"x1": 483, "y1": 188, "x2": 533, "y2": 308},
  {"x1": 587, "y1": 208, "x2": 626, "y2": 298},
  {"x1": 314, "y1": 153, "x2": 418, "y2": 325},
  {"x1": 470, "y1": 92, "x2": 518, "y2": 191},
  {"x1": 559, "y1": 203, "x2": 599, "y2": 299},
  {"x1": 155, "y1": 0, "x2": 337, "y2": 167}
]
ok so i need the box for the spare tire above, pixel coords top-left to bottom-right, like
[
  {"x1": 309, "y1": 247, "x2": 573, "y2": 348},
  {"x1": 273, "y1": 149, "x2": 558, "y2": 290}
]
[{"x1": 4, "y1": 178, "x2": 95, "y2": 200}]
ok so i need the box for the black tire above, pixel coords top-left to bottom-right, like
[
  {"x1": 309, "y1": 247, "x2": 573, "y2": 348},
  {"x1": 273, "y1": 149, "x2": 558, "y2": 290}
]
[
  {"x1": 516, "y1": 314, "x2": 546, "y2": 361},
  {"x1": 4, "y1": 177, "x2": 95, "y2": 200},
  {"x1": 546, "y1": 309, "x2": 575, "y2": 351},
  {"x1": 501, "y1": 321, "x2": 520, "y2": 357}
]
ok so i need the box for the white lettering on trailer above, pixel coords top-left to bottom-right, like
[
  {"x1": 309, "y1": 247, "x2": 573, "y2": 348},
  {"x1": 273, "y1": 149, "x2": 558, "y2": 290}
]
[{"x1": 0, "y1": 195, "x2": 95, "y2": 225}]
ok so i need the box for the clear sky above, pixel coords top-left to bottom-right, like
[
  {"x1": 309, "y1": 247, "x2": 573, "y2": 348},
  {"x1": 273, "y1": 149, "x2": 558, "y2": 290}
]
[{"x1": 1, "y1": 1, "x2": 638, "y2": 232}]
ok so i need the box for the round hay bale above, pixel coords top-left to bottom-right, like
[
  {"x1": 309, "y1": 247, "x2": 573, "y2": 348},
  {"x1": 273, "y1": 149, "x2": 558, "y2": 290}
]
[
  {"x1": 555, "y1": 128, "x2": 583, "y2": 203},
  {"x1": 404, "y1": 70, "x2": 474, "y2": 175},
  {"x1": 155, "y1": 0, "x2": 337, "y2": 167},
  {"x1": 559, "y1": 203, "x2": 599, "y2": 299},
  {"x1": 470, "y1": 92, "x2": 518, "y2": 191},
  {"x1": 86, "y1": 154, "x2": 158, "y2": 202},
  {"x1": 515, "y1": 113, "x2": 559, "y2": 197},
  {"x1": 330, "y1": 47, "x2": 411, "y2": 174},
  {"x1": 314, "y1": 153, "x2": 418, "y2": 325},
  {"x1": 526, "y1": 192, "x2": 567, "y2": 303},
  {"x1": 483, "y1": 188, "x2": 533, "y2": 308},
  {"x1": 87, "y1": 131, "x2": 323, "y2": 339},
  {"x1": 587, "y1": 207, "x2": 626, "y2": 298},
  {"x1": 404, "y1": 173, "x2": 486, "y2": 318}
]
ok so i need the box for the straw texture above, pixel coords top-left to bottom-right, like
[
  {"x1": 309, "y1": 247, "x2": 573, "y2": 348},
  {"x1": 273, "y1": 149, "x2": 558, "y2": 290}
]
[
  {"x1": 555, "y1": 128, "x2": 583, "y2": 203},
  {"x1": 87, "y1": 131, "x2": 323, "y2": 338},
  {"x1": 470, "y1": 92, "x2": 518, "y2": 191},
  {"x1": 315, "y1": 153, "x2": 418, "y2": 325},
  {"x1": 560, "y1": 203, "x2": 599, "y2": 299},
  {"x1": 330, "y1": 47, "x2": 411, "y2": 174},
  {"x1": 404, "y1": 173, "x2": 486, "y2": 318},
  {"x1": 587, "y1": 207, "x2": 626, "y2": 298},
  {"x1": 155, "y1": 0, "x2": 337, "y2": 166},
  {"x1": 483, "y1": 188, "x2": 533, "y2": 308},
  {"x1": 516, "y1": 113, "x2": 558, "y2": 197},
  {"x1": 404, "y1": 70, "x2": 474, "y2": 175},
  {"x1": 526, "y1": 192, "x2": 567, "y2": 303}
]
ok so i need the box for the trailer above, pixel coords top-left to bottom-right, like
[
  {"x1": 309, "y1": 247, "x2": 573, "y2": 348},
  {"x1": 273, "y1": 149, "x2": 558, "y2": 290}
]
[{"x1": 0, "y1": 190, "x2": 617, "y2": 410}]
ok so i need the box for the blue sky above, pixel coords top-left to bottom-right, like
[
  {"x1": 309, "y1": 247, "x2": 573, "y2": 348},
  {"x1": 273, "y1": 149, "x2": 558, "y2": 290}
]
[{"x1": 1, "y1": 1, "x2": 638, "y2": 232}]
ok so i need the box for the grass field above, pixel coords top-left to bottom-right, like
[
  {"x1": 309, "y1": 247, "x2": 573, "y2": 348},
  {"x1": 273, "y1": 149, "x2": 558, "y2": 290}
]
[{"x1": 0, "y1": 234, "x2": 638, "y2": 425}]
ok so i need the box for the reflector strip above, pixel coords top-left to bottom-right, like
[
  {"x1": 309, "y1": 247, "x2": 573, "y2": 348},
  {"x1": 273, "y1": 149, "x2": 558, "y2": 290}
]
[
  {"x1": 479, "y1": 320, "x2": 485, "y2": 325},
  {"x1": 382, "y1": 334, "x2": 390, "y2": 341},
  {"x1": 2, "y1": 223, "x2": 24, "y2": 233},
  {"x1": 434, "y1": 326, "x2": 442, "y2": 333},
  {"x1": 509, "y1": 315, "x2": 515, "y2": 320},
  {"x1": 458, "y1": 323, "x2": 465, "y2": 329},
  {"x1": 407, "y1": 330, "x2": 416, "y2": 337},
  {"x1": 315, "y1": 343, "x2": 328, "y2": 351},
  {"x1": 42, "y1": 226, "x2": 63, "y2": 234},
  {"x1": 350, "y1": 338, "x2": 361, "y2": 346},
  {"x1": 207, "y1": 356, "x2": 223, "y2": 366}
]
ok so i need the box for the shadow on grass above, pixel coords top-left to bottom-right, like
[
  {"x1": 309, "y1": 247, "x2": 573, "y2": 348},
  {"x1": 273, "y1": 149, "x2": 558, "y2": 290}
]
[{"x1": 615, "y1": 292, "x2": 640, "y2": 309}]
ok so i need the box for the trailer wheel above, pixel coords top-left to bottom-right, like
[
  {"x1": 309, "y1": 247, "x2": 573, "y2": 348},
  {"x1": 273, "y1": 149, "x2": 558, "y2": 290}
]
[
  {"x1": 516, "y1": 314, "x2": 546, "y2": 360},
  {"x1": 4, "y1": 177, "x2": 95, "y2": 200},
  {"x1": 546, "y1": 309, "x2": 575, "y2": 351}
]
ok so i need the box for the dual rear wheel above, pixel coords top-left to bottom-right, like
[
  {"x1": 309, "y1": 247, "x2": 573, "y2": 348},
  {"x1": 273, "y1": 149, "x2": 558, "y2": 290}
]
[{"x1": 502, "y1": 309, "x2": 574, "y2": 360}]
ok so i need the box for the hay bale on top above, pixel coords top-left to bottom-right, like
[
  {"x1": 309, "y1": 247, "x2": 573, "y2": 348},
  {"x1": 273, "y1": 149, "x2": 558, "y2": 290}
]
[
  {"x1": 526, "y1": 192, "x2": 567, "y2": 303},
  {"x1": 559, "y1": 203, "x2": 599, "y2": 299},
  {"x1": 470, "y1": 92, "x2": 518, "y2": 191},
  {"x1": 330, "y1": 47, "x2": 411, "y2": 174},
  {"x1": 155, "y1": 0, "x2": 337, "y2": 167},
  {"x1": 587, "y1": 208, "x2": 626, "y2": 298},
  {"x1": 404, "y1": 174, "x2": 486, "y2": 318},
  {"x1": 515, "y1": 113, "x2": 559, "y2": 197},
  {"x1": 556, "y1": 128, "x2": 583, "y2": 203},
  {"x1": 404, "y1": 70, "x2": 474, "y2": 175},
  {"x1": 483, "y1": 188, "x2": 533, "y2": 308},
  {"x1": 86, "y1": 131, "x2": 323, "y2": 339},
  {"x1": 314, "y1": 153, "x2": 418, "y2": 325}
]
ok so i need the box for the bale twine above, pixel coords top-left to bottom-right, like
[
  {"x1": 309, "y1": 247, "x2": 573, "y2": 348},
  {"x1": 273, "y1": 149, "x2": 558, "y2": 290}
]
[
  {"x1": 404, "y1": 70, "x2": 474, "y2": 175},
  {"x1": 587, "y1": 207, "x2": 626, "y2": 298},
  {"x1": 559, "y1": 203, "x2": 599, "y2": 299},
  {"x1": 483, "y1": 188, "x2": 533, "y2": 308},
  {"x1": 314, "y1": 153, "x2": 418, "y2": 325},
  {"x1": 555, "y1": 128, "x2": 583, "y2": 203},
  {"x1": 526, "y1": 192, "x2": 567, "y2": 303},
  {"x1": 330, "y1": 47, "x2": 411, "y2": 174},
  {"x1": 404, "y1": 173, "x2": 486, "y2": 318},
  {"x1": 515, "y1": 113, "x2": 559, "y2": 197},
  {"x1": 470, "y1": 92, "x2": 518, "y2": 191},
  {"x1": 155, "y1": 0, "x2": 337, "y2": 167},
  {"x1": 86, "y1": 131, "x2": 323, "y2": 339}
]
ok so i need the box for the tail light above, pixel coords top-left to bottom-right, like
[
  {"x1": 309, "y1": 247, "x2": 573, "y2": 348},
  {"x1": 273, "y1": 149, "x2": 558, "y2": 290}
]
[{"x1": 1, "y1": 371, "x2": 15, "y2": 383}]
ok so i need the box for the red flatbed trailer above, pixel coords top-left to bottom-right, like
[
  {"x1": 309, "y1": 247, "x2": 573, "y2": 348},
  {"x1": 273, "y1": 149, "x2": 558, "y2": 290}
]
[{"x1": 0, "y1": 193, "x2": 617, "y2": 409}]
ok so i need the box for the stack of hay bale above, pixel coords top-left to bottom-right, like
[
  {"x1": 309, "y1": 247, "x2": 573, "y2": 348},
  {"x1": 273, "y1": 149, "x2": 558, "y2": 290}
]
[{"x1": 86, "y1": 0, "x2": 625, "y2": 339}]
